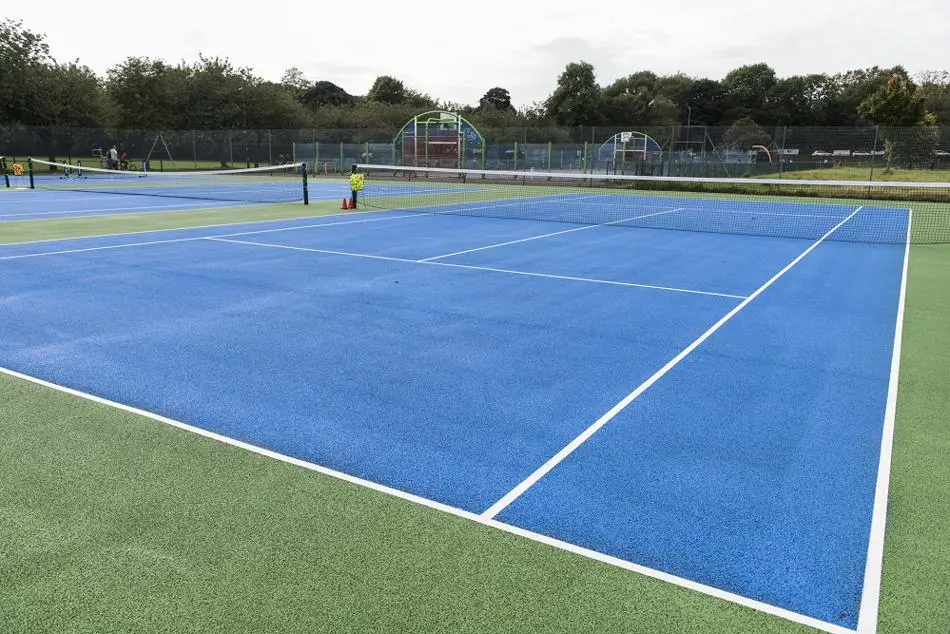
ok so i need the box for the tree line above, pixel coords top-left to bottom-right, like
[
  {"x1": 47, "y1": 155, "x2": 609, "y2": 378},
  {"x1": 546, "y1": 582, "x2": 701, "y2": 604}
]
[{"x1": 2, "y1": 18, "x2": 949, "y2": 138}]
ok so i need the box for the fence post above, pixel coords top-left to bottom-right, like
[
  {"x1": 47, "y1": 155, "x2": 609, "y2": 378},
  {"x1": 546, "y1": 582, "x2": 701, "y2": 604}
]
[
  {"x1": 268, "y1": 130, "x2": 273, "y2": 165},
  {"x1": 582, "y1": 141, "x2": 589, "y2": 172},
  {"x1": 869, "y1": 126, "x2": 880, "y2": 182},
  {"x1": 192, "y1": 131, "x2": 197, "y2": 168},
  {"x1": 780, "y1": 126, "x2": 787, "y2": 178},
  {"x1": 339, "y1": 142, "x2": 344, "y2": 172},
  {"x1": 547, "y1": 141, "x2": 552, "y2": 171},
  {"x1": 513, "y1": 141, "x2": 519, "y2": 170}
]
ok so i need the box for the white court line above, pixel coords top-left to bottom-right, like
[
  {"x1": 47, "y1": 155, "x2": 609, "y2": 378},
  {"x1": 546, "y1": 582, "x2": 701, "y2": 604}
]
[
  {"x1": 206, "y1": 237, "x2": 747, "y2": 300},
  {"x1": 0, "y1": 212, "x2": 436, "y2": 262},
  {"x1": 419, "y1": 208, "x2": 687, "y2": 262},
  {"x1": 856, "y1": 209, "x2": 912, "y2": 634},
  {"x1": 481, "y1": 206, "x2": 865, "y2": 519},
  {"x1": 0, "y1": 191, "x2": 599, "y2": 248},
  {"x1": 0, "y1": 364, "x2": 855, "y2": 634}
]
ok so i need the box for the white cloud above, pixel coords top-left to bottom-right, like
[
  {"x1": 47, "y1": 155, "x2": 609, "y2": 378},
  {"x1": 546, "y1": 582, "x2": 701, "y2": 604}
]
[{"x1": 9, "y1": 0, "x2": 950, "y2": 108}]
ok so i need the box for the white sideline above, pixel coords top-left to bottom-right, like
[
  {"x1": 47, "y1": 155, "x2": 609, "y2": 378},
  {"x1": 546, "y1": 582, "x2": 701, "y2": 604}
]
[
  {"x1": 855, "y1": 210, "x2": 913, "y2": 634},
  {"x1": 0, "y1": 364, "x2": 855, "y2": 634},
  {"x1": 0, "y1": 212, "x2": 437, "y2": 262},
  {"x1": 418, "y1": 208, "x2": 688, "y2": 262},
  {"x1": 205, "y1": 237, "x2": 747, "y2": 300},
  {"x1": 481, "y1": 206, "x2": 864, "y2": 519}
]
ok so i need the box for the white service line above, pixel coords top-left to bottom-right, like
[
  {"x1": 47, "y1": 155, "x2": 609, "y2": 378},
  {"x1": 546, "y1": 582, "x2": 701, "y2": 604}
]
[
  {"x1": 0, "y1": 363, "x2": 856, "y2": 634},
  {"x1": 855, "y1": 209, "x2": 913, "y2": 634},
  {"x1": 419, "y1": 208, "x2": 687, "y2": 262},
  {"x1": 480, "y1": 206, "x2": 865, "y2": 519},
  {"x1": 206, "y1": 237, "x2": 746, "y2": 300}
]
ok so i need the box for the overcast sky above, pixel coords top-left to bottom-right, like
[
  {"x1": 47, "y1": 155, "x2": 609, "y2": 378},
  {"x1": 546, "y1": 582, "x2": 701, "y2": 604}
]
[{"x1": 10, "y1": 1, "x2": 950, "y2": 108}]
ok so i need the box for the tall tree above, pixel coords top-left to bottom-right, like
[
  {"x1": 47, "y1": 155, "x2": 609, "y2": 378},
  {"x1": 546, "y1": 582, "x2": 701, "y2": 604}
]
[
  {"x1": 916, "y1": 70, "x2": 950, "y2": 123},
  {"x1": 858, "y1": 67, "x2": 925, "y2": 126},
  {"x1": 479, "y1": 87, "x2": 513, "y2": 112},
  {"x1": 280, "y1": 67, "x2": 311, "y2": 94},
  {"x1": 301, "y1": 81, "x2": 353, "y2": 109},
  {"x1": 721, "y1": 63, "x2": 778, "y2": 123},
  {"x1": 107, "y1": 57, "x2": 188, "y2": 129},
  {"x1": 544, "y1": 61, "x2": 602, "y2": 126},
  {"x1": 722, "y1": 117, "x2": 771, "y2": 149},
  {"x1": 768, "y1": 74, "x2": 836, "y2": 126},
  {"x1": 0, "y1": 19, "x2": 52, "y2": 124},
  {"x1": 682, "y1": 78, "x2": 727, "y2": 126},
  {"x1": 367, "y1": 75, "x2": 408, "y2": 105}
]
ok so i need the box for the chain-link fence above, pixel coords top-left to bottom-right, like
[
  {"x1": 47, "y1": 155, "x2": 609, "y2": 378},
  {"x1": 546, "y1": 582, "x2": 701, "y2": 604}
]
[{"x1": 3, "y1": 124, "x2": 948, "y2": 180}]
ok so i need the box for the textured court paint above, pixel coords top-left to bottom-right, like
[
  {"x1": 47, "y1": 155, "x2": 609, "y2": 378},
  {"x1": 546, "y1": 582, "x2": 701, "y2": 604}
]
[
  {"x1": 494, "y1": 239, "x2": 907, "y2": 629},
  {"x1": 434, "y1": 225, "x2": 811, "y2": 297},
  {"x1": 0, "y1": 237, "x2": 736, "y2": 512}
]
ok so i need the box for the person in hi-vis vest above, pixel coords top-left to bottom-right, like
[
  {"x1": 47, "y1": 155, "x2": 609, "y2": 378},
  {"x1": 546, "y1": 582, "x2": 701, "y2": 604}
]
[{"x1": 349, "y1": 166, "x2": 365, "y2": 209}]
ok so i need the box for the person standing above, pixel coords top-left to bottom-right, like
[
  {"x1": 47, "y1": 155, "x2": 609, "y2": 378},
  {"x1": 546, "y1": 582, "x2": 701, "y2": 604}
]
[
  {"x1": 108, "y1": 145, "x2": 119, "y2": 170},
  {"x1": 348, "y1": 165, "x2": 365, "y2": 209}
]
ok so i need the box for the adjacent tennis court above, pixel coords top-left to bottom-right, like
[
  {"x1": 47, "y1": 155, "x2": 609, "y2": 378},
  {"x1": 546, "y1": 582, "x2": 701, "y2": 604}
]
[{"x1": 1, "y1": 162, "x2": 924, "y2": 634}]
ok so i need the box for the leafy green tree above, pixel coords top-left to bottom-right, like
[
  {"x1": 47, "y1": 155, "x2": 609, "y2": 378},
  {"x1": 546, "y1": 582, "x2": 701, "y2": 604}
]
[
  {"x1": 280, "y1": 67, "x2": 311, "y2": 95},
  {"x1": 682, "y1": 79, "x2": 727, "y2": 126},
  {"x1": 479, "y1": 87, "x2": 513, "y2": 112},
  {"x1": 0, "y1": 19, "x2": 52, "y2": 124},
  {"x1": 107, "y1": 57, "x2": 188, "y2": 129},
  {"x1": 653, "y1": 73, "x2": 694, "y2": 119},
  {"x1": 367, "y1": 75, "x2": 408, "y2": 105},
  {"x1": 858, "y1": 67, "x2": 925, "y2": 126},
  {"x1": 301, "y1": 81, "x2": 353, "y2": 109},
  {"x1": 826, "y1": 67, "x2": 892, "y2": 125},
  {"x1": 767, "y1": 74, "x2": 837, "y2": 126},
  {"x1": 721, "y1": 63, "x2": 777, "y2": 123},
  {"x1": 722, "y1": 117, "x2": 771, "y2": 149},
  {"x1": 916, "y1": 71, "x2": 950, "y2": 123},
  {"x1": 544, "y1": 61, "x2": 602, "y2": 126}
]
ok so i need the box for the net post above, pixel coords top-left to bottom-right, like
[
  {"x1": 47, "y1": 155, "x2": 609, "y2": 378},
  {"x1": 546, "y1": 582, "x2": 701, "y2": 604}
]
[
  {"x1": 28, "y1": 158, "x2": 35, "y2": 189},
  {"x1": 301, "y1": 162, "x2": 309, "y2": 205}
]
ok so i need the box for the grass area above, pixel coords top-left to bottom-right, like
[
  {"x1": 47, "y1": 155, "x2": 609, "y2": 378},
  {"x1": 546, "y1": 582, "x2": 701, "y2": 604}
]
[
  {"x1": 0, "y1": 372, "x2": 813, "y2": 634},
  {"x1": 878, "y1": 245, "x2": 950, "y2": 633},
  {"x1": 756, "y1": 166, "x2": 950, "y2": 183},
  {"x1": 0, "y1": 201, "x2": 345, "y2": 244}
]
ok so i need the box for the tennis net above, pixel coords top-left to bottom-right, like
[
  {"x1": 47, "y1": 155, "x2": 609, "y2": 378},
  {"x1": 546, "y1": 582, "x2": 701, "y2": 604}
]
[
  {"x1": 356, "y1": 164, "x2": 950, "y2": 244},
  {"x1": 26, "y1": 158, "x2": 308, "y2": 205}
]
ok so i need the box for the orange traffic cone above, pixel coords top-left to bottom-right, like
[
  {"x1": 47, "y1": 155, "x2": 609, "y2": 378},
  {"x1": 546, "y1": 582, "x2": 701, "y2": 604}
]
[{"x1": 341, "y1": 198, "x2": 350, "y2": 210}]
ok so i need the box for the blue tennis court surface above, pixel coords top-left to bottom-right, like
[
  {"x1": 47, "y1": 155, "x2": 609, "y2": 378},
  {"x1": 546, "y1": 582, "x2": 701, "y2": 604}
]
[{"x1": 0, "y1": 192, "x2": 909, "y2": 632}]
